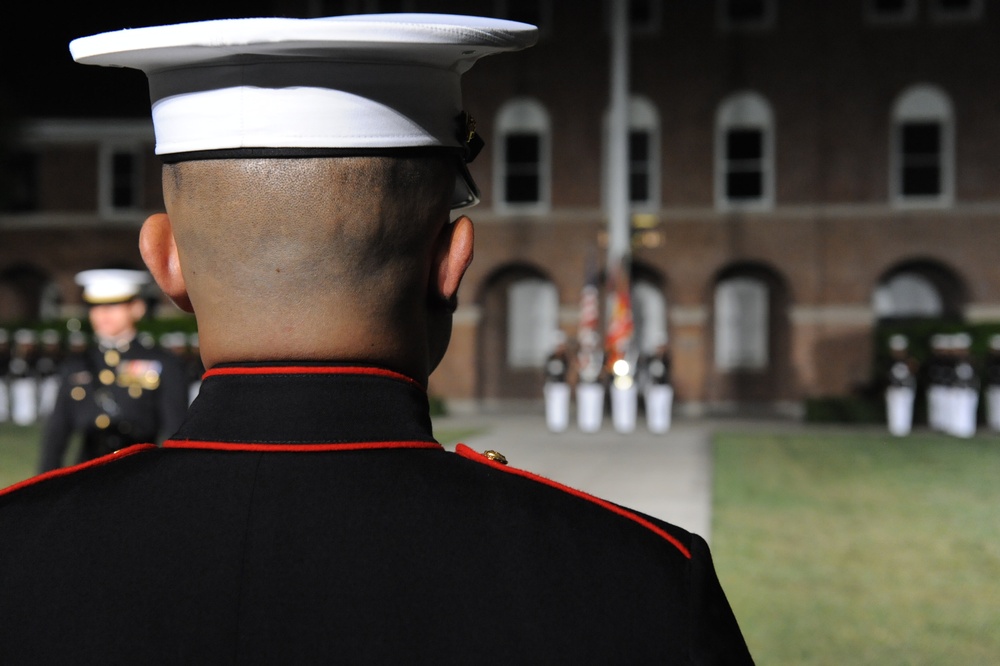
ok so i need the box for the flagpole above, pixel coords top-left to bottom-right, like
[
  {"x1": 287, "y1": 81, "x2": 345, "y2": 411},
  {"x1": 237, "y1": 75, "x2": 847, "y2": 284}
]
[
  {"x1": 607, "y1": 0, "x2": 632, "y2": 373},
  {"x1": 605, "y1": 1, "x2": 637, "y2": 433},
  {"x1": 608, "y1": 1, "x2": 630, "y2": 273}
]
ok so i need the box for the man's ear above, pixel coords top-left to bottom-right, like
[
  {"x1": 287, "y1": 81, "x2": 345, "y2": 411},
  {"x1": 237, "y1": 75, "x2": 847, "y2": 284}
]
[
  {"x1": 139, "y1": 213, "x2": 193, "y2": 313},
  {"x1": 431, "y1": 215, "x2": 474, "y2": 303}
]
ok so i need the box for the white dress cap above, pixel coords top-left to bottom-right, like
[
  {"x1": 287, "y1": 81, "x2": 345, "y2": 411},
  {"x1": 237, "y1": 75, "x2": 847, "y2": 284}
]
[
  {"x1": 75, "y1": 269, "x2": 151, "y2": 305},
  {"x1": 69, "y1": 14, "x2": 538, "y2": 208}
]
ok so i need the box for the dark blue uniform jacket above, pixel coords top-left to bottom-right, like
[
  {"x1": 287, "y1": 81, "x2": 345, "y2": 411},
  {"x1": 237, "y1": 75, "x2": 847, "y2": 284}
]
[{"x1": 0, "y1": 363, "x2": 753, "y2": 664}]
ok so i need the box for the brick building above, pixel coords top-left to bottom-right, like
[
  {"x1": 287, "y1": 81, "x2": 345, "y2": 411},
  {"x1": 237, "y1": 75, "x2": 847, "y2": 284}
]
[{"x1": 1, "y1": 0, "x2": 998, "y2": 415}]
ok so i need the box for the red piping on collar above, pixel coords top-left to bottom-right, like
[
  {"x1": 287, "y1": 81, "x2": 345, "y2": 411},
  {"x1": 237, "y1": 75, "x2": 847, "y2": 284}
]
[
  {"x1": 454, "y1": 443, "x2": 692, "y2": 560},
  {"x1": 164, "y1": 439, "x2": 443, "y2": 453},
  {"x1": 202, "y1": 365, "x2": 425, "y2": 390},
  {"x1": 0, "y1": 444, "x2": 156, "y2": 499}
]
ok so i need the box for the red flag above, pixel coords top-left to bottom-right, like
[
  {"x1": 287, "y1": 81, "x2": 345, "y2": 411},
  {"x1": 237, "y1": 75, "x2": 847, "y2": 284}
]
[{"x1": 604, "y1": 257, "x2": 634, "y2": 373}]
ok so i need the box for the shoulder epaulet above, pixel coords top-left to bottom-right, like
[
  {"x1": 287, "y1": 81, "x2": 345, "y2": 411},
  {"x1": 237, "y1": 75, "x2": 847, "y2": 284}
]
[
  {"x1": 0, "y1": 444, "x2": 156, "y2": 500},
  {"x1": 454, "y1": 443, "x2": 691, "y2": 559}
]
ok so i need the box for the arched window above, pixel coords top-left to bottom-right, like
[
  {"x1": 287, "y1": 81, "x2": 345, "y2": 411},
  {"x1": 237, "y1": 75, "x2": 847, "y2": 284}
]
[
  {"x1": 603, "y1": 96, "x2": 661, "y2": 212},
  {"x1": 715, "y1": 92, "x2": 775, "y2": 211},
  {"x1": 714, "y1": 276, "x2": 769, "y2": 370},
  {"x1": 873, "y1": 272, "x2": 943, "y2": 318},
  {"x1": 891, "y1": 84, "x2": 954, "y2": 206},
  {"x1": 494, "y1": 98, "x2": 551, "y2": 213},
  {"x1": 507, "y1": 278, "x2": 558, "y2": 368}
]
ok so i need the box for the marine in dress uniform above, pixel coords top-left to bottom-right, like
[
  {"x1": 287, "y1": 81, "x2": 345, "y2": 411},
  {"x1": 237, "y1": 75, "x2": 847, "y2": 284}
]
[
  {"x1": 575, "y1": 343, "x2": 606, "y2": 434},
  {"x1": 644, "y1": 339, "x2": 674, "y2": 434},
  {"x1": 609, "y1": 350, "x2": 639, "y2": 434},
  {"x1": 37, "y1": 270, "x2": 189, "y2": 472},
  {"x1": 0, "y1": 15, "x2": 753, "y2": 665},
  {"x1": 985, "y1": 334, "x2": 1000, "y2": 432},
  {"x1": 35, "y1": 329, "x2": 63, "y2": 418},
  {"x1": 885, "y1": 334, "x2": 917, "y2": 437},
  {"x1": 0, "y1": 329, "x2": 10, "y2": 423},
  {"x1": 542, "y1": 330, "x2": 571, "y2": 433},
  {"x1": 9, "y1": 328, "x2": 39, "y2": 425},
  {"x1": 948, "y1": 333, "x2": 979, "y2": 438},
  {"x1": 925, "y1": 334, "x2": 952, "y2": 432}
]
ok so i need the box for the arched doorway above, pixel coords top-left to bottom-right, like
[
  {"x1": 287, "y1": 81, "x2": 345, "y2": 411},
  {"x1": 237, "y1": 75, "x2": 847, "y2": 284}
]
[
  {"x1": 476, "y1": 264, "x2": 559, "y2": 401},
  {"x1": 707, "y1": 262, "x2": 794, "y2": 404}
]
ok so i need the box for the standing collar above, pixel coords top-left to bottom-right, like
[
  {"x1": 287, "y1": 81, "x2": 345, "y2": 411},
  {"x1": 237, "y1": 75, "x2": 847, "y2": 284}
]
[{"x1": 166, "y1": 363, "x2": 440, "y2": 451}]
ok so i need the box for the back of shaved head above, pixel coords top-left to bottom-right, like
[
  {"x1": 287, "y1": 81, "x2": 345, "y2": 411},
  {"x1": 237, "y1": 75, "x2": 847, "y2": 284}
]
[{"x1": 160, "y1": 156, "x2": 455, "y2": 367}]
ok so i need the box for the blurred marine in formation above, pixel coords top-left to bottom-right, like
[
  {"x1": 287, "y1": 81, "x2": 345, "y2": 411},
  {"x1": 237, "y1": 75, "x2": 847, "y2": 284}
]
[
  {"x1": 643, "y1": 335, "x2": 674, "y2": 434},
  {"x1": 985, "y1": 334, "x2": 1000, "y2": 432},
  {"x1": 542, "y1": 330, "x2": 570, "y2": 433},
  {"x1": 0, "y1": 330, "x2": 9, "y2": 423},
  {"x1": 37, "y1": 269, "x2": 189, "y2": 472},
  {"x1": 885, "y1": 334, "x2": 917, "y2": 437},
  {"x1": 9, "y1": 329, "x2": 39, "y2": 426},
  {"x1": 948, "y1": 333, "x2": 979, "y2": 438}
]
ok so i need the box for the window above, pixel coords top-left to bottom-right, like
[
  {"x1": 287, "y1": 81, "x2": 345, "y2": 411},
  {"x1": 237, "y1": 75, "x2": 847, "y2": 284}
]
[
  {"x1": 100, "y1": 144, "x2": 143, "y2": 216},
  {"x1": 865, "y1": 0, "x2": 918, "y2": 24},
  {"x1": 891, "y1": 85, "x2": 953, "y2": 206},
  {"x1": 507, "y1": 278, "x2": 558, "y2": 368},
  {"x1": 873, "y1": 273, "x2": 943, "y2": 318},
  {"x1": 715, "y1": 92, "x2": 774, "y2": 210},
  {"x1": 929, "y1": 0, "x2": 983, "y2": 22},
  {"x1": 714, "y1": 277, "x2": 769, "y2": 371},
  {"x1": 719, "y1": 0, "x2": 776, "y2": 31},
  {"x1": 495, "y1": 98, "x2": 551, "y2": 212},
  {"x1": 604, "y1": 96, "x2": 661, "y2": 211},
  {"x1": 0, "y1": 151, "x2": 39, "y2": 213}
]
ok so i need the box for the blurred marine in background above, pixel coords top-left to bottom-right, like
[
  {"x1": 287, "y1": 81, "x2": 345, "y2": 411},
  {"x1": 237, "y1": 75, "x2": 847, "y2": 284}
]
[{"x1": 37, "y1": 269, "x2": 189, "y2": 472}]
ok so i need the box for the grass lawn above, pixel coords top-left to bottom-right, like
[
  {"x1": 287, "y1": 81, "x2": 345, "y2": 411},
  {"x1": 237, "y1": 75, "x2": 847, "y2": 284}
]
[
  {"x1": 712, "y1": 428, "x2": 1000, "y2": 665},
  {"x1": 0, "y1": 423, "x2": 48, "y2": 488}
]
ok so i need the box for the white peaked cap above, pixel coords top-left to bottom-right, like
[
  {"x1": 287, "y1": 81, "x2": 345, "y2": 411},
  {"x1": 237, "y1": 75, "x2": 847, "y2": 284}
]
[
  {"x1": 75, "y1": 269, "x2": 150, "y2": 304},
  {"x1": 69, "y1": 14, "x2": 538, "y2": 209}
]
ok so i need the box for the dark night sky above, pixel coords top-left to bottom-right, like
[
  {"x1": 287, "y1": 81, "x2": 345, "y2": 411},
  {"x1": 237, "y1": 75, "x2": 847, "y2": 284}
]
[{"x1": 2, "y1": 1, "x2": 280, "y2": 118}]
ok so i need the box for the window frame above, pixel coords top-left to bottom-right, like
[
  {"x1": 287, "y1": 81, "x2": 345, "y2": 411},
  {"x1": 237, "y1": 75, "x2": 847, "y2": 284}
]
[
  {"x1": 494, "y1": 98, "x2": 552, "y2": 214},
  {"x1": 890, "y1": 84, "x2": 954, "y2": 208},
  {"x1": 98, "y1": 141, "x2": 145, "y2": 219},
  {"x1": 603, "y1": 95, "x2": 661, "y2": 213},
  {"x1": 714, "y1": 91, "x2": 775, "y2": 211}
]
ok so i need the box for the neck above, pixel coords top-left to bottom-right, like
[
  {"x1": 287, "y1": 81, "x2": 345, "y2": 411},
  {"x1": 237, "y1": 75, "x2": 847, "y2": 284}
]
[{"x1": 196, "y1": 319, "x2": 430, "y2": 384}]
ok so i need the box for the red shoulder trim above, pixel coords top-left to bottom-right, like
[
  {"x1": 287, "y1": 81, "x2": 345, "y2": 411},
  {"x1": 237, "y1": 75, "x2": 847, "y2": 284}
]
[
  {"x1": 454, "y1": 443, "x2": 692, "y2": 560},
  {"x1": 203, "y1": 365, "x2": 425, "y2": 390},
  {"x1": 0, "y1": 444, "x2": 157, "y2": 499},
  {"x1": 164, "y1": 439, "x2": 443, "y2": 453}
]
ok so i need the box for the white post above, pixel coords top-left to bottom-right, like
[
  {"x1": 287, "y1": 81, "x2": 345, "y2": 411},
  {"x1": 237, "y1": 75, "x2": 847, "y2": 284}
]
[
  {"x1": 608, "y1": 1, "x2": 630, "y2": 266},
  {"x1": 607, "y1": 2, "x2": 636, "y2": 434}
]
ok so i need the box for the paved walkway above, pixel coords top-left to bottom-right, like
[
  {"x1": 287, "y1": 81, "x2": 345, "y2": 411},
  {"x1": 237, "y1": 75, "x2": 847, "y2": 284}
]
[{"x1": 431, "y1": 410, "x2": 717, "y2": 542}]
